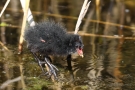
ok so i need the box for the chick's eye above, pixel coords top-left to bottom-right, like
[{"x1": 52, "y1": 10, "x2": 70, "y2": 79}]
[
  {"x1": 75, "y1": 46, "x2": 79, "y2": 48},
  {"x1": 75, "y1": 45, "x2": 82, "y2": 50},
  {"x1": 79, "y1": 46, "x2": 83, "y2": 50}
]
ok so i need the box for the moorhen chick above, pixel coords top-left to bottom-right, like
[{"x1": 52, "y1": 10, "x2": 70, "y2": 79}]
[{"x1": 24, "y1": 20, "x2": 84, "y2": 79}]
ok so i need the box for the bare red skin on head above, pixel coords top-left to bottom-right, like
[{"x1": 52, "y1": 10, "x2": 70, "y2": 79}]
[{"x1": 76, "y1": 48, "x2": 83, "y2": 56}]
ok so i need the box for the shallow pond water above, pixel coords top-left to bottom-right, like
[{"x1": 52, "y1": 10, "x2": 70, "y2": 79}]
[
  {"x1": 0, "y1": 0, "x2": 135, "y2": 90},
  {"x1": 1, "y1": 36, "x2": 135, "y2": 90}
]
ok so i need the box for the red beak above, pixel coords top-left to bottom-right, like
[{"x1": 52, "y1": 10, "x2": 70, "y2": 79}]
[{"x1": 76, "y1": 48, "x2": 84, "y2": 58}]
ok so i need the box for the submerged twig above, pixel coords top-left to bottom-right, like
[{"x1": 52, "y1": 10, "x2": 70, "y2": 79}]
[
  {"x1": 0, "y1": 76, "x2": 21, "y2": 89},
  {"x1": 74, "y1": 0, "x2": 91, "y2": 34},
  {"x1": 19, "y1": 64, "x2": 26, "y2": 89},
  {"x1": 0, "y1": 0, "x2": 10, "y2": 18},
  {"x1": 0, "y1": 41, "x2": 9, "y2": 51}
]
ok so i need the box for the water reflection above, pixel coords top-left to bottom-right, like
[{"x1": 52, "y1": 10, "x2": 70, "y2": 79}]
[
  {"x1": 1, "y1": 0, "x2": 135, "y2": 90},
  {"x1": 1, "y1": 37, "x2": 135, "y2": 90}
]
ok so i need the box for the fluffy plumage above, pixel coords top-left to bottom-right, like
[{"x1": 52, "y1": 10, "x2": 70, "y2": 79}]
[{"x1": 24, "y1": 21, "x2": 83, "y2": 56}]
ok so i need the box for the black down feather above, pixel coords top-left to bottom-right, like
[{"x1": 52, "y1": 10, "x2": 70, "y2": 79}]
[{"x1": 24, "y1": 21, "x2": 83, "y2": 56}]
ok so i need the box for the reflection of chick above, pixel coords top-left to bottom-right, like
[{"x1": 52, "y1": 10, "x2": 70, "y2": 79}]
[{"x1": 24, "y1": 21, "x2": 84, "y2": 78}]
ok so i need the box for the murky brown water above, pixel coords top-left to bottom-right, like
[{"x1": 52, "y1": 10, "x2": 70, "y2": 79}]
[{"x1": 1, "y1": 0, "x2": 135, "y2": 90}]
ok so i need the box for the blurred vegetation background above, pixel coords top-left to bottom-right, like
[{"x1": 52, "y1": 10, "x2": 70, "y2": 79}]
[{"x1": 0, "y1": 0, "x2": 135, "y2": 90}]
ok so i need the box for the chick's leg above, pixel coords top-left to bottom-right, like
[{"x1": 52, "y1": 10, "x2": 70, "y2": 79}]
[
  {"x1": 67, "y1": 54, "x2": 74, "y2": 81},
  {"x1": 31, "y1": 52, "x2": 48, "y2": 75},
  {"x1": 44, "y1": 56, "x2": 59, "y2": 79},
  {"x1": 31, "y1": 52, "x2": 58, "y2": 78},
  {"x1": 67, "y1": 54, "x2": 72, "y2": 70}
]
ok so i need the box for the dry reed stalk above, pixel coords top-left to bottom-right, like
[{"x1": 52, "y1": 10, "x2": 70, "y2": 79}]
[
  {"x1": 1, "y1": 16, "x2": 6, "y2": 44},
  {"x1": 0, "y1": 6, "x2": 134, "y2": 30},
  {"x1": 0, "y1": 0, "x2": 10, "y2": 18},
  {"x1": 95, "y1": 0, "x2": 100, "y2": 32},
  {"x1": 18, "y1": 0, "x2": 30, "y2": 54},
  {"x1": 83, "y1": 7, "x2": 94, "y2": 32},
  {"x1": 45, "y1": 13, "x2": 135, "y2": 31},
  {"x1": 77, "y1": 32, "x2": 135, "y2": 40},
  {"x1": 74, "y1": 0, "x2": 91, "y2": 34},
  {"x1": 20, "y1": 0, "x2": 35, "y2": 26}
]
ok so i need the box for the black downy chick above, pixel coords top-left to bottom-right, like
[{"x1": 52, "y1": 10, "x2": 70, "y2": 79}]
[{"x1": 24, "y1": 21, "x2": 84, "y2": 78}]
